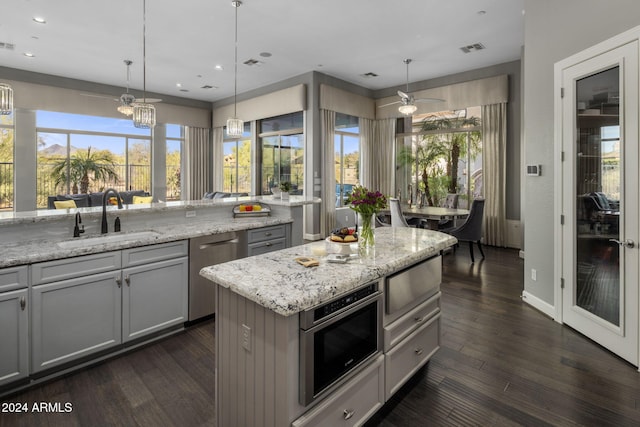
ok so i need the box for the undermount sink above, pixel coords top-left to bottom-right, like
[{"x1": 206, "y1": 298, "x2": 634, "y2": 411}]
[{"x1": 57, "y1": 231, "x2": 161, "y2": 249}]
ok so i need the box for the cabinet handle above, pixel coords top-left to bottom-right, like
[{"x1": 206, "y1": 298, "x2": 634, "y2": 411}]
[
  {"x1": 125, "y1": 276, "x2": 131, "y2": 286},
  {"x1": 265, "y1": 232, "x2": 272, "y2": 236},
  {"x1": 343, "y1": 409, "x2": 355, "y2": 420},
  {"x1": 116, "y1": 277, "x2": 122, "y2": 288},
  {"x1": 265, "y1": 242, "x2": 272, "y2": 247},
  {"x1": 414, "y1": 316, "x2": 424, "y2": 323},
  {"x1": 20, "y1": 296, "x2": 26, "y2": 311},
  {"x1": 415, "y1": 347, "x2": 424, "y2": 356}
]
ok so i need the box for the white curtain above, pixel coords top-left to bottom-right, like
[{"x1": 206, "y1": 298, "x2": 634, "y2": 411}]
[
  {"x1": 482, "y1": 103, "x2": 507, "y2": 247},
  {"x1": 321, "y1": 109, "x2": 336, "y2": 237},
  {"x1": 183, "y1": 126, "x2": 212, "y2": 200},
  {"x1": 212, "y1": 127, "x2": 224, "y2": 191},
  {"x1": 361, "y1": 118, "x2": 395, "y2": 197}
]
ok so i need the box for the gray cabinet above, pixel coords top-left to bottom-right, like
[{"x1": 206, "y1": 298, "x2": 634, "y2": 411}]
[
  {"x1": 30, "y1": 241, "x2": 188, "y2": 373},
  {"x1": 31, "y1": 271, "x2": 122, "y2": 373},
  {"x1": 122, "y1": 257, "x2": 188, "y2": 342},
  {"x1": 247, "y1": 224, "x2": 289, "y2": 256},
  {"x1": 0, "y1": 266, "x2": 29, "y2": 386}
]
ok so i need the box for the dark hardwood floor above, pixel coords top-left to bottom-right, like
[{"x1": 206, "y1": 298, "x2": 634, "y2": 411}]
[{"x1": 2, "y1": 246, "x2": 640, "y2": 426}]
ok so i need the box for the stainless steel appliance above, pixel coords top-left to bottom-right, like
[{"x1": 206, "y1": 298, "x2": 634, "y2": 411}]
[
  {"x1": 189, "y1": 231, "x2": 247, "y2": 320},
  {"x1": 299, "y1": 282, "x2": 382, "y2": 406}
]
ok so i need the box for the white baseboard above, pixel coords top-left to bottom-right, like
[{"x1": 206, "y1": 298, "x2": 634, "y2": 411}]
[
  {"x1": 304, "y1": 233, "x2": 322, "y2": 242},
  {"x1": 521, "y1": 290, "x2": 556, "y2": 319}
]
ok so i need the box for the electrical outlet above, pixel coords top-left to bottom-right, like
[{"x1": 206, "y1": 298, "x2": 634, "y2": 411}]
[
  {"x1": 531, "y1": 269, "x2": 537, "y2": 281},
  {"x1": 186, "y1": 210, "x2": 196, "y2": 218},
  {"x1": 242, "y1": 324, "x2": 251, "y2": 352}
]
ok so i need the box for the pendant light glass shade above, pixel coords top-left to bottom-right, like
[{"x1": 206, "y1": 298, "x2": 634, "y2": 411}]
[
  {"x1": 117, "y1": 104, "x2": 134, "y2": 116},
  {"x1": 398, "y1": 103, "x2": 417, "y2": 115},
  {"x1": 133, "y1": 0, "x2": 156, "y2": 129},
  {"x1": 133, "y1": 103, "x2": 156, "y2": 129},
  {"x1": 226, "y1": 117, "x2": 244, "y2": 137},
  {"x1": 0, "y1": 83, "x2": 13, "y2": 115}
]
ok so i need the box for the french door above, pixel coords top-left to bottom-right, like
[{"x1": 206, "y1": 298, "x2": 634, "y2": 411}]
[{"x1": 560, "y1": 41, "x2": 639, "y2": 365}]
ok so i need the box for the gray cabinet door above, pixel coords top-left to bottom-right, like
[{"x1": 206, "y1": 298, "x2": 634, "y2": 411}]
[
  {"x1": 122, "y1": 257, "x2": 188, "y2": 342},
  {"x1": 0, "y1": 288, "x2": 28, "y2": 386},
  {"x1": 31, "y1": 271, "x2": 122, "y2": 373}
]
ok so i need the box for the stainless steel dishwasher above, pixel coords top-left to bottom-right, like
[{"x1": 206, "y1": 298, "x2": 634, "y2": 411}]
[{"x1": 189, "y1": 230, "x2": 247, "y2": 320}]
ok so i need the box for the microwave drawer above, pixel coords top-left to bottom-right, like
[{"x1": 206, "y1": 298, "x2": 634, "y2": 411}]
[
  {"x1": 293, "y1": 354, "x2": 384, "y2": 427},
  {"x1": 385, "y1": 313, "x2": 440, "y2": 399},
  {"x1": 383, "y1": 292, "x2": 440, "y2": 351},
  {"x1": 385, "y1": 255, "x2": 441, "y2": 320}
]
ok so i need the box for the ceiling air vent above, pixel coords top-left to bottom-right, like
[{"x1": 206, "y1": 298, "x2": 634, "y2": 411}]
[
  {"x1": 361, "y1": 72, "x2": 379, "y2": 78},
  {"x1": 243, "y1": 58, "x2": 263, "y2": 67},
  {"x1": 0, "y1": 42, "x2": 15, "y2": 50},
  {"x1": 460, "y1": 43, "x2": 486, "y2": 53},
  {"x1": 201, "y1": 85, "x2": 217, "y2": 90}
]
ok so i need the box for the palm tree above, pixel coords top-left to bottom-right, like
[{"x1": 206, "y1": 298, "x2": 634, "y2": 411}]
[
  {"x1": 419, "y1": 114, "x2": 481, "y2": 195},
  {"x1": 50, "y1": 146, "x2": 119, "y2": 194},
  {"x1": 397, "y1": 141, "x2": 449, "y2": 207}
]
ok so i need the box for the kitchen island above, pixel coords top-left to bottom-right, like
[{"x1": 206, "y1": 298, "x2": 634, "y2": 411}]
[{"x1": 200, "y1": 227, "x2": 456, "y2": 427}]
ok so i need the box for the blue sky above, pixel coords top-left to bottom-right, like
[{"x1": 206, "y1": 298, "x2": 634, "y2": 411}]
[{"x1": 36, "y1": 111, "x2": 182, "y2": 153}]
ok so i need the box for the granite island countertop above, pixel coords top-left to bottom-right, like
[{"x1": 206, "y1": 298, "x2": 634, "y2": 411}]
[
  {"x1": 0, "y1": 215, "x2": 292, "y2": 268},
  {"x1": 199, "y1": 227, "x2": 456, "y2": 316}
]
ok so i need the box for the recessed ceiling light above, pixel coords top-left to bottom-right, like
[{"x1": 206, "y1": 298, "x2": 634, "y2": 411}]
[
  {"x1": 477, "y1": 10, "x2": 486, "y2": 15},
  {"x1": 259, "y1": 52, "x2": 272, "y2": 58},
  {"x1": 179, "y1": 89, "x2": 189, "y2": 92},
  {"x1": 215, "y1": 65, "x2": 224, "y2": 71},
  {"x1": 176, "y1": 83, "x2": 182, "y2": 88},
  {"x1": 24, "y1": 52, "x2": 35, "y2": 57},
  {"x1": 33, "y1": 17, "x2": 46, "y2": 24}
]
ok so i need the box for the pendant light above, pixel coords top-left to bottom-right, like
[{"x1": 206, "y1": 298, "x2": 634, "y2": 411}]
[
  {"x1": 0, "y1": 83, "x2": 13, "y2": 115},
  {"x1": 133, "y1": 0, "x2": 156, "y2": 129},
  {"x1": 226, "y1": 0, "x2": 243, "y2": 137}
]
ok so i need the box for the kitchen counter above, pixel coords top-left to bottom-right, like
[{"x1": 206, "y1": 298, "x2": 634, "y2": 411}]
[
  {"x1": 200, "y1": 227, "x2": 456, "y2": 316},
  {"x1": 0, "y1": 214, "x2": 291, "y2": 268}
]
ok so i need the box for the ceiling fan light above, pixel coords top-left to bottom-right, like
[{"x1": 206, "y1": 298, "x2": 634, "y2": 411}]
[
  {"x1": 133, "y1": 103, "x2": 156, "y2": 129},
  {"x1": 117, "y1": 104, "x2": 134, "y2": 116},
  {"x1": 398, "y1": 104, "x2": 417, "y2": 115},
  {"x1": 0, "y1": 83, "x2": 14, "y2": 115},
  {"x1": 226, "y1": 117, "x2": 244, "y2": 137}
]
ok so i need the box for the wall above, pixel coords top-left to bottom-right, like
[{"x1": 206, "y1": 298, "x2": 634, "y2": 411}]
[{"x1": 522, "y1": 0, "x2": 640, "y2": 306}]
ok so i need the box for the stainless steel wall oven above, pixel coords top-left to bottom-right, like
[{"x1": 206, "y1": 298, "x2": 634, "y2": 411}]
[{"x1": 299, "y1": 282, "x2": 382, "y2": 406}]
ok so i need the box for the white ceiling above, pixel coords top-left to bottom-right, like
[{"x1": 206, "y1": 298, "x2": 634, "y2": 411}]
[{"x1": 0, "y1": 0, "x2": 524, "y2": 103}]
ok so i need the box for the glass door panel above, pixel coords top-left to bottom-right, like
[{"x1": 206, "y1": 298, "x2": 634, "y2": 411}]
[{"x1": 575, "y1": 66, "x2": 620, "y2": 326}]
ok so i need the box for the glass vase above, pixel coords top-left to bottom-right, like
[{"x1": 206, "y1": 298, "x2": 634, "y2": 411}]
[{"x1": 359, "y1": 212, "x2": 375, "y2": 249}]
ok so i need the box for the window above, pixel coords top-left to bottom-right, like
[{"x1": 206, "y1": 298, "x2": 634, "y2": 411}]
[
  {"x1": 396, "y1": 108, "x2": 482, "y2": 209},
  {"x1": 36, "y1": 111, "x2": 151, "y2": 208},
  {"x1": 335, "y1": 113, "x2": 359, "y2": 207},
  {"x1": 166, "y1": 124, "x2": 183, "y2": 201},
  {"x1": 258, "y1": 112, "x2": 304, "y2": 195},
  {"x1": 223, "y1": 122, "x2": 251, "y2": 194},
  {"x1": 0, "y1": 111, "x2": 14, "y2": 211},
  {"x1": 600, "y1": 125, "x2": 620, "y2": 201}
]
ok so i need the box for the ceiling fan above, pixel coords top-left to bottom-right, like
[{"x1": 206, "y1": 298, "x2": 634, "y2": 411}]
[
  {"x1": 80, "y1": 59, "x2": 161, "y2": 114},
  {"x1": 378, "y1": 59, "x2": 444, "y2": 115}
]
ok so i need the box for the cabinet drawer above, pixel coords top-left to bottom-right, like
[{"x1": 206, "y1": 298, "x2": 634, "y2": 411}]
[
  {"x1": 247, "y1": 238, "x2": 287, "y2": 257},
  {"x1": 32, "y1": 252, "x2": 121, "y2": 285},
  {"x1": 293, "y1": 354, "x2": 384, "y2": 427},
  {"x1": 385, "y1": 313, "x2": 440, "y2": 399},
  {"x1": 122, "y1": 240, "x2": 188, "y2": 267},
  {"x1": 0, "y1": 265, "x2": 28, "y2": 292},
  {"x1": 247, "y1": 225, "x2": 286, "y2": 244},
  {"x1": 384, "y1": 292, "x2": 440, "y2": 351},
  {"x1": 385, "y1": 255, "x2": 440, "y2": 323}
]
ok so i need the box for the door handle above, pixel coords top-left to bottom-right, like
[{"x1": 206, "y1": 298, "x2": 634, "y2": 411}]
[
  {"x1": 609, "y1": 238, "x2": 635, "y2": 248},
  {"x1": 343, "y1": 409, "x2": 355, "y2": 420}
]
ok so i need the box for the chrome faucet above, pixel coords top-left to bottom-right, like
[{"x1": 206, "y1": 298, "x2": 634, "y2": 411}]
[
  {"x1": 73, "y1": 212, "x2": 85, "y2": 237},
  {"x1": 101, "y1": 188, "x2": 123, "y2": 234}
]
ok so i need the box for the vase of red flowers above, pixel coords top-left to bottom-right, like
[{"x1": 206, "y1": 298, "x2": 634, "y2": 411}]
[{"x1": 346, "y1": 185, "x2": 387, "y2": 249}]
